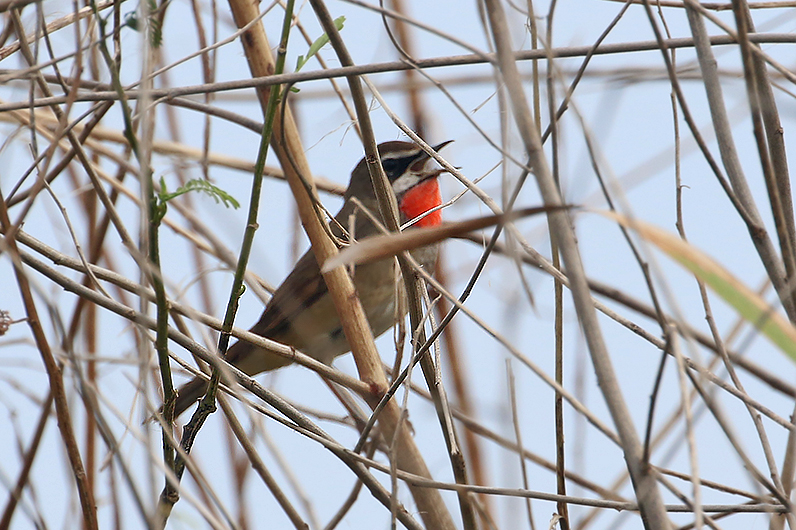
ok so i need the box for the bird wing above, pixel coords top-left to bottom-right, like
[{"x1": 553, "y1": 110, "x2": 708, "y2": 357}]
[
  {"x1": 244, "y1": 200, "x2": 384, "y2": 347},
  {"x1": 248, "y1": 248, "x2": 327, "y2": 339}
]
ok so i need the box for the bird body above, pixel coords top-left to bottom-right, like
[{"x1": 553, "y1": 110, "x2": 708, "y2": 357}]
[{"x1": 172, "y1": 141, "x2": 448, "y2": 416}]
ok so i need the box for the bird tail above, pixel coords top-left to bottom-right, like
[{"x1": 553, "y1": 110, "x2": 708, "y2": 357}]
[
  {"x1": 170, "y1": 335, "x2": 295, "y2": 418},
  {"x1": 171, "y1": 374, "x2": 210, "y2": 418},
  {"x1": 170, "y1": 338, "x2": 253, "y2": 418}
]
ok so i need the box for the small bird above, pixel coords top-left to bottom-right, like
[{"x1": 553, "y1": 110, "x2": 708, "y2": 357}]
[{"x1": 172, "y1": 140, "x2": 450, "y2": 417}]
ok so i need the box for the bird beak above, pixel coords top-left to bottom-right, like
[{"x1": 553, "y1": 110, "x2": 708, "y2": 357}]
[
  {"x1": 411, "y1": 140, "x2": 453, "y2": 172},
  {"x1": 429, "y1": 140, "x2": 453, "y2": 158}
]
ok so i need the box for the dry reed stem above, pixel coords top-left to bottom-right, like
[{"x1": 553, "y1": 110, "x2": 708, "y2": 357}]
[{"x1": 3, "y1": 0, "x2": 796, "y2": 528}]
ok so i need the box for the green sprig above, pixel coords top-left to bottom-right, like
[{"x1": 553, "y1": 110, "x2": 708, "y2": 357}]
[
  {"x1": 155, "y1": 177, "x2": 240, "y2": 223},
  {"x1": 295, "y1": 16, "x2": 345, "y2": 73}
]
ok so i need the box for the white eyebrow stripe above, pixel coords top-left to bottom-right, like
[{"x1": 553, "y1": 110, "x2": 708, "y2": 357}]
[{"x1": 381, "y1": 149, "x2": 421, "y2": 161}]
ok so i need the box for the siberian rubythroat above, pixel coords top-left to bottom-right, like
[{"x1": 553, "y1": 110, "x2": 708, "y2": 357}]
[{"x1": 171, "y1": 140, "x2": 450, "y2": 416}]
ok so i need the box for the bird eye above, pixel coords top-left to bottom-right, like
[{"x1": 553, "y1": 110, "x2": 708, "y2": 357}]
[{"x1": 381, "y1": 158, "x2": 399, "y2": 174}]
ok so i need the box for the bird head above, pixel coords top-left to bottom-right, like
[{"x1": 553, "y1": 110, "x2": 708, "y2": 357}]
[{"x1": 345, "y1": 140, "x2": 451, "y2": 228}]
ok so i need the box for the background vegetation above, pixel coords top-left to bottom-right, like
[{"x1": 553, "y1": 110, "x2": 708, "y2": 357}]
[{"x1": 2, "y1": 0, "x2": 796, "y2": 529}]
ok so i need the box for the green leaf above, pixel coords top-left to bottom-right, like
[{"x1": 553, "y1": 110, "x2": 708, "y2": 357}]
[
  {"x1": 295, "y1": 16, "x2": 345, "y2": 73},
  {"x1": 156, "y1": 177, "x2": 240, "y2": 219},
  {"x1": 147, "y1": 0, "x2": 162, "y2": 48},
  {"x1": 603, "y1": 211, "x2": 796, "y2": 361},
  {"x1": 124, "y1": 11, "x2": 139, "y2": 32}
]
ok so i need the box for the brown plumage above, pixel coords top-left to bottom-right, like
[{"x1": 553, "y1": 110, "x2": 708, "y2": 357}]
[{"x1": 172, "y1": 141, "x2": 449, "y2": 417}]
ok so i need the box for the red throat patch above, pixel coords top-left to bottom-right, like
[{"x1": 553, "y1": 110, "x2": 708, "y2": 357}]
[{"x1": 399, "y1": 178, "x2": 442, "y2": 228}]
